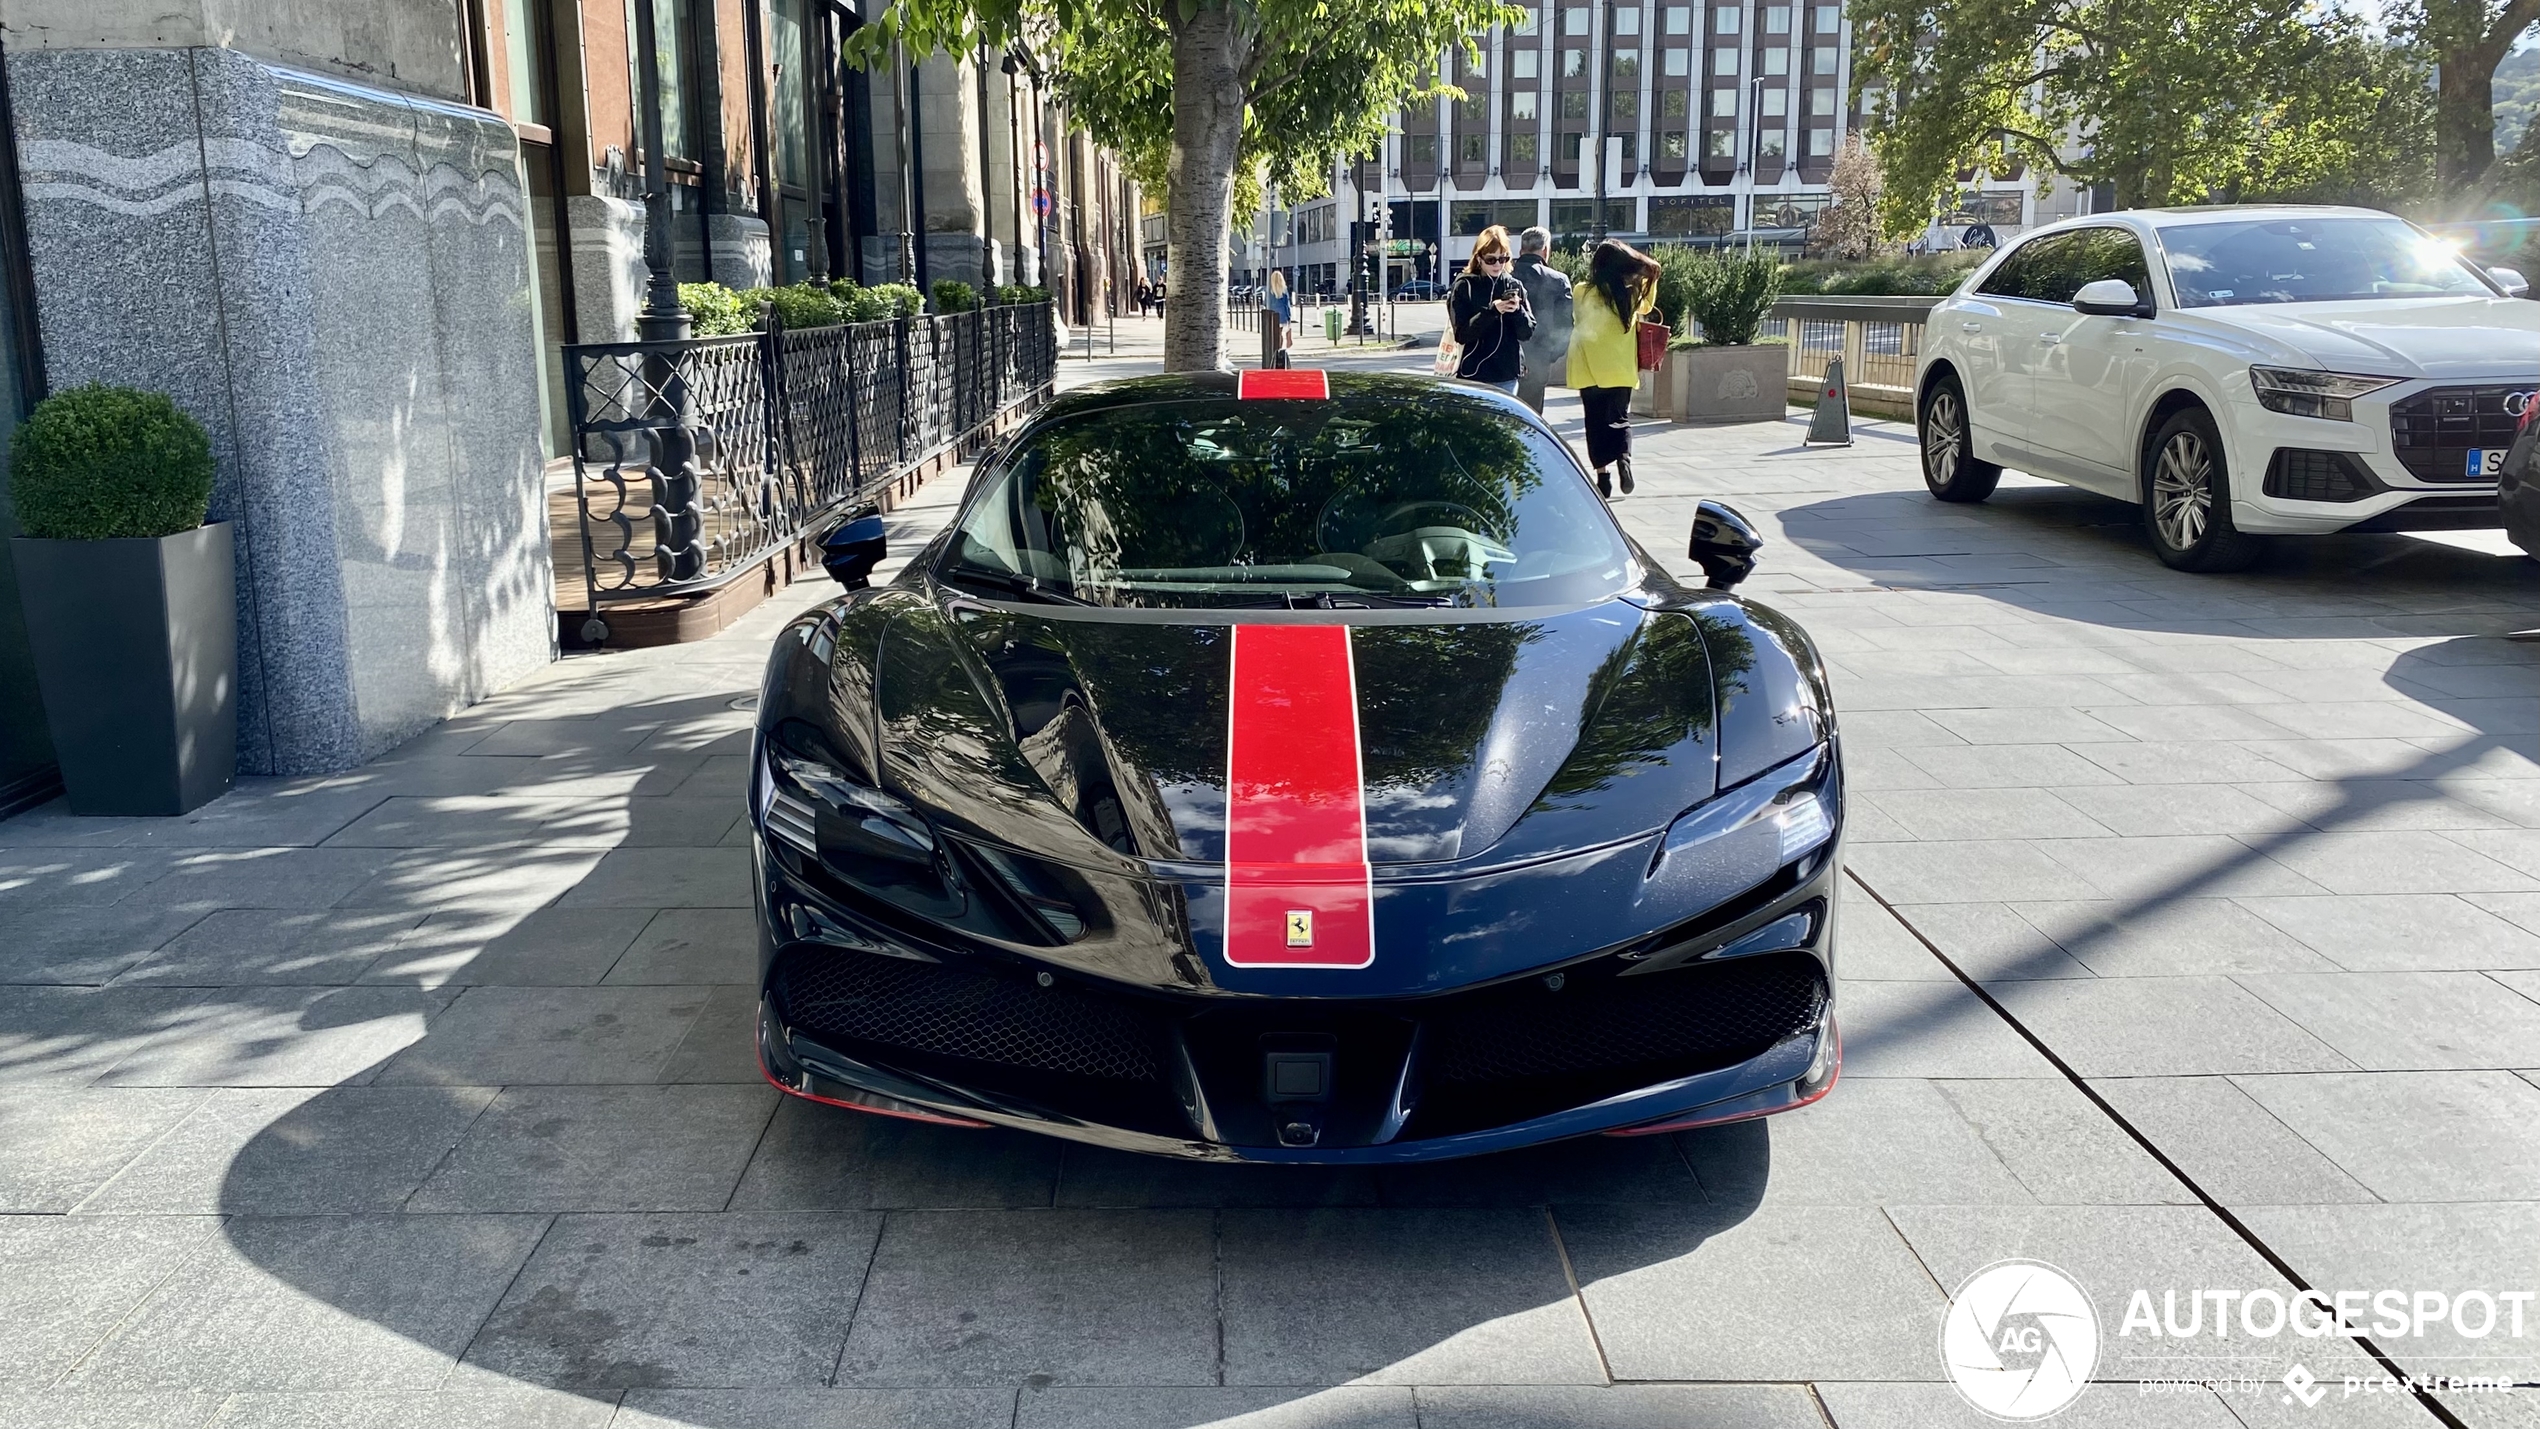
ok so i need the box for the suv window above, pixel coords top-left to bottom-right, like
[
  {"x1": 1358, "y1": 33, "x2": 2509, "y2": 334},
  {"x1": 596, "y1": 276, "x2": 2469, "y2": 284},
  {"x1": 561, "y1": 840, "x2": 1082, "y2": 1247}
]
[
  {"x1": 1974, "y1": 238, "x2": 2044, "y2": 300},
  {"x1": 2033, "y1": 227, "x2": 2152, "y2": 306},
  {"x1": 1973, "y1": 228, "x2": 2152, "y2": 306}
]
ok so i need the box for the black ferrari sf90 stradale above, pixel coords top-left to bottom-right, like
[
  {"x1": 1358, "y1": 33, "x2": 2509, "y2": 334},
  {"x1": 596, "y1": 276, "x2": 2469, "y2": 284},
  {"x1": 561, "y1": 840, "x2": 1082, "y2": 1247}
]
[{"x1": 750, "y1": 369, "x2": 1842, "y2": 1162}]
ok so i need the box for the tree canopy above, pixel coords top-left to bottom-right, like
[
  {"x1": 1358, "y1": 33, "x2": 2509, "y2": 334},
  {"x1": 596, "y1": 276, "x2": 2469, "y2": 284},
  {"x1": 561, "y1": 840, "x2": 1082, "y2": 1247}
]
[
  {"x1": 850, "y1": 0, "x2": 1514, "y2": 369},
  {"x1": 1850, "y1": 0, "x2": 2436, "y2": 234}
]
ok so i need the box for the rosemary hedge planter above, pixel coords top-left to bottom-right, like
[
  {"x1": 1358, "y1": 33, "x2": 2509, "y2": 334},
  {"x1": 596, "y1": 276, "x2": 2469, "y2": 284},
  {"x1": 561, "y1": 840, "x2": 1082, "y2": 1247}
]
[
  {"x1": 12, "y1": 524, "x2": 236, "y2": 815},
  {"x1": 6, "y1": 383, "x2": 232, "y2": 816}
]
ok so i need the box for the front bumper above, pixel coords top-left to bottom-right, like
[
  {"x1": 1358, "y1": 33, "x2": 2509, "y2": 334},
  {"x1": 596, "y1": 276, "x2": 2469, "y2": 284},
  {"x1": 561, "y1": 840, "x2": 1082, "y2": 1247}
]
[
  {"x1": 752, "y1": 835, "x2": 1843, "y2": 1164},
  {"x1": 2221, "y1": 382, "x2": 2520, "y2": 536}
]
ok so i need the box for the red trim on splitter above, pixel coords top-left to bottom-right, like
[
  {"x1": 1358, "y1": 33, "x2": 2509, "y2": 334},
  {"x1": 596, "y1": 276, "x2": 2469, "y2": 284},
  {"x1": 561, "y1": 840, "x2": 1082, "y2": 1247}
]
[
  {"x1": 758, "y1": 1049, "x2": 991, "y2": 1128},
  {"x1": 1237, "y1": 368, "x2": 1329, "y2": 400},
  {"x1": 1223, "y1": 623, "x2": 1375, "y2": 968}
]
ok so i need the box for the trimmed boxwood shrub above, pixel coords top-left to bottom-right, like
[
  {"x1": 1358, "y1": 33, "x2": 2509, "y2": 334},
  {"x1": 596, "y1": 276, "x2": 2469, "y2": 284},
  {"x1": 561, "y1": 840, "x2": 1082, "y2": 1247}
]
[
  {"x1": 9, "y1": 384, "x2": 214, "y2": 540},
  {"x1": 930, "y1": 279, "x2": 978, "y2": 313},
  {"x1": 679, "y1": 281, "x2": 754, "y2": 336}
]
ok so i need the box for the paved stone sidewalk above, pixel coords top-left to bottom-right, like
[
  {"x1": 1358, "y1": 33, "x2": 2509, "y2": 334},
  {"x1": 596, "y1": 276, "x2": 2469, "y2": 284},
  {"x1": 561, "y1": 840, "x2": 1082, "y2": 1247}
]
[{"x1": 3, "y1": 358, "x2": 2538, "y2": 1429}]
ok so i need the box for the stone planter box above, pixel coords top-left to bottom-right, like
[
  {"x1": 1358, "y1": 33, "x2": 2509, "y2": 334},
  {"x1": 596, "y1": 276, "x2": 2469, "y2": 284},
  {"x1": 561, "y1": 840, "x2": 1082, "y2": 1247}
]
[
  {"x1": 12, "y1": 523, "x2": 236, "y2": 815},
  {"x1": 1665, "y1": 343, "x2": 1791, "y2": 425}
]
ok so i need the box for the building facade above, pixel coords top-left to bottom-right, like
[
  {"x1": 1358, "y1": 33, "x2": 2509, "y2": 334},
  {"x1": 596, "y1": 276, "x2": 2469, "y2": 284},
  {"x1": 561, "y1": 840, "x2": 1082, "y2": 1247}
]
[
  {"x1": 1261, "y1": 0, "x2": 2082, "y2": 293},
  {"x1": 0, "y1": 0, "x2": 1134, "y2": 807}
]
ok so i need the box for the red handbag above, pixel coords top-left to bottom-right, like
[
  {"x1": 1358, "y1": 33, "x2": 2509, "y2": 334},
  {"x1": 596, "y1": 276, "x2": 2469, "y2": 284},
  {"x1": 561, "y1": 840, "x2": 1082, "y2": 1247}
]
[{"x1": 1635, "y1": 319, "x2": 1668, "y2": 372}]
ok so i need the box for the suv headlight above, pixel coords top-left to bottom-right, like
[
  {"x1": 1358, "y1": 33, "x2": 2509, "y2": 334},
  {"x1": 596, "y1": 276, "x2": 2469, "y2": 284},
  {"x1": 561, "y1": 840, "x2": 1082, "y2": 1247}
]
[{"x1": 2249, "y1": 367, "x2": 2400, "y2": 422}]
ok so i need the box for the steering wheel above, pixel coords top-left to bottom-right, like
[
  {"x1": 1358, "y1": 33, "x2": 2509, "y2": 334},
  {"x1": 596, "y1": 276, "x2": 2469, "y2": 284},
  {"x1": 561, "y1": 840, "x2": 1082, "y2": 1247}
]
[{"x1": 1368, "y1": 500, "x2": 1491, "y2": 537}]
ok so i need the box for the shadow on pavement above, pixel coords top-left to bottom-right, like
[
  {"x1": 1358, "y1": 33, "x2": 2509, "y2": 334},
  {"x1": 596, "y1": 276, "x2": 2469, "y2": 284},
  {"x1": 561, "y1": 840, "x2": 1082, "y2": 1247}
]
[
  {"x1": 1778, "y1": 481, "x2": 2540, "y2": 1060},
  {"x1": 0, "y1": 672, "x2": 1779, "y2": 1418}
]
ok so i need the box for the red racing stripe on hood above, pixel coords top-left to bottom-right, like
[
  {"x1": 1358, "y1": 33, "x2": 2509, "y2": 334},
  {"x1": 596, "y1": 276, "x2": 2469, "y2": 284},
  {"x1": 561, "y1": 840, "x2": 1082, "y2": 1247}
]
[{"x1": 1223, "y1": 623, "x2": 1375, "y2": 969}]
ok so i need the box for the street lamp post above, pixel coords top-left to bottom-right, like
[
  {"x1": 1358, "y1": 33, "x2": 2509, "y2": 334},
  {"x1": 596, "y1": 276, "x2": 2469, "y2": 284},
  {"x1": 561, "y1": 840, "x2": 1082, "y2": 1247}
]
[{"x1": 631, "y1": 0, "x2": 692, "y2": 343}]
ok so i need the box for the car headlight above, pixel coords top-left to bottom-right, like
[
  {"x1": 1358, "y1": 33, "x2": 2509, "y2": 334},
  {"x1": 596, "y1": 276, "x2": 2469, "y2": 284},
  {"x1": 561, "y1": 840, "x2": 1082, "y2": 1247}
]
[
  {"x1": 760, "y1": 744, "x2": 936, "y2": 862},
  {"x1": 2249, "y1": 367, "x2": 2400, "y2": 422},
  {"x1": 1656, "y1": 745, "x2": 1836, "y2": 872}
]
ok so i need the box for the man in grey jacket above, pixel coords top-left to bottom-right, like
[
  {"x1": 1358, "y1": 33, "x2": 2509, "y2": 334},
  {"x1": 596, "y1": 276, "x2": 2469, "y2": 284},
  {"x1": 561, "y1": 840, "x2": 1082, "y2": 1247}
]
[{"x1": 1509, "y1": 227, "x2": 1573, "y2": 414}]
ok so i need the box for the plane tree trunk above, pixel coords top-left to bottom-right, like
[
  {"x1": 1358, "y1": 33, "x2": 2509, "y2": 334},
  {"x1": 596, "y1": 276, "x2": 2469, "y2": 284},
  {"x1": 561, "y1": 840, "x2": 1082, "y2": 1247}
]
[{"x1": 1164, "y1": 1, "x2": 1249, "y2": 372}]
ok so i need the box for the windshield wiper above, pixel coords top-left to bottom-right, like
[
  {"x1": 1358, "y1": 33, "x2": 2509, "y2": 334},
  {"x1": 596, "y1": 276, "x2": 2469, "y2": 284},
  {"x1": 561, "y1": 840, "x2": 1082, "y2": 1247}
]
[{"x1": 938, "y1": 566, "x2": 1090, "y2": 605}]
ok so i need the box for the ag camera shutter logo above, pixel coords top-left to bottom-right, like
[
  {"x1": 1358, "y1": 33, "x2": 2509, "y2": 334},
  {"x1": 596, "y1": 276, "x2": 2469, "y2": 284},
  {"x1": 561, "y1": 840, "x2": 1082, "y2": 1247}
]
[{"x1": 1941, "y1": 1259, "x2": 2102, "y2": 1420}]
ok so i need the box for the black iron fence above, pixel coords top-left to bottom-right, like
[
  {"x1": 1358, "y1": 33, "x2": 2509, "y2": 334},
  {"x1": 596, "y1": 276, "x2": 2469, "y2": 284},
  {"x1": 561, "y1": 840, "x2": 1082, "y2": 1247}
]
[{"x1": 563, "y1": 301, "x2": 1055, "y2": 639}]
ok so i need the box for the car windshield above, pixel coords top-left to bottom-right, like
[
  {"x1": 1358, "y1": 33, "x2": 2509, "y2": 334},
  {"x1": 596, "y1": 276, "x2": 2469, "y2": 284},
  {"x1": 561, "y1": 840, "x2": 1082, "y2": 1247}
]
[
  {"x1": 2158, "y1": 217, "x2": 2496, "y2": 307},
  {"x1": 939, "y1": 392, "x2": 1634, "y2": 609}
]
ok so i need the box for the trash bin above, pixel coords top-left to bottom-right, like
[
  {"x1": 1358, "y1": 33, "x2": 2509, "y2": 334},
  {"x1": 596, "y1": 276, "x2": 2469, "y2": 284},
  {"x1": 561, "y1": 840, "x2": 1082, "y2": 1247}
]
[{"x1": 1324, "y1": 307, "x2": 1342, "y2": 343}]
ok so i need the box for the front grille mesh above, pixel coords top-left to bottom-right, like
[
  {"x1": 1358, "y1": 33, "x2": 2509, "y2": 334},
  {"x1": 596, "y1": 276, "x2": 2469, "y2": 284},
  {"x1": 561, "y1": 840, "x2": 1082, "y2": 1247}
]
[
  {"x1": 2389, "y1": 385, "x2": 2536, "y2": 483},
  {"x1": 772, "y1": 948, "x2": 1165, "y2": 1082},
  {"x1": 1424, "y1": 952, "x2": 1826, "y2": 1086}
]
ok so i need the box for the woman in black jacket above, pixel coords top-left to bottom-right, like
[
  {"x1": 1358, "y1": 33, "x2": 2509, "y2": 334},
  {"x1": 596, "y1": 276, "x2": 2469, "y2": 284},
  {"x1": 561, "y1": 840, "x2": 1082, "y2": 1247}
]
[{"x1": 1446, "y1": 225, "x2": 1535, "y2": 393}]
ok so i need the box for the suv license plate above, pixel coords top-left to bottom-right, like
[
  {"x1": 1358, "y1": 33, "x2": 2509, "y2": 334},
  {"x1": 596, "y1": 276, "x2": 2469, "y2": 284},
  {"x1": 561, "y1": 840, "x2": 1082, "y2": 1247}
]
[{"x1": 2467, "y1": 449, "x2": 2508, "y2": 479}]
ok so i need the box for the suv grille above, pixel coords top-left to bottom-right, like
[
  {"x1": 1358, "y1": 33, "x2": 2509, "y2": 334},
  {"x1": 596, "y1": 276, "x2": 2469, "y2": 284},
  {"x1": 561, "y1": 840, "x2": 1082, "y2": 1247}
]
[
  {"x1": 771, "y1": 947, "x2": 1166, "y2": 1082},
  {"x1": 2389, "y1": 385, "x2": 2537, "y2": 483}
]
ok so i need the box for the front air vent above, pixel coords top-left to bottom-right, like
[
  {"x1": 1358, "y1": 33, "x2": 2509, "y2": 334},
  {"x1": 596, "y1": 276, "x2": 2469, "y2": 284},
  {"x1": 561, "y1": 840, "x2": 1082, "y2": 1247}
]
[{"x1": 2263, "y1": 449, "x2": 2377, "y2": 503}]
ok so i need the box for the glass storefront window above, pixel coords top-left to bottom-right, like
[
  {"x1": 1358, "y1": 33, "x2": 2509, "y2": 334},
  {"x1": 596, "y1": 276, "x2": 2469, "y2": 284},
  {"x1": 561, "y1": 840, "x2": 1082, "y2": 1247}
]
[
  {"x1": 773, "y1": 0, "x2": 809, "y2": 188},
  {"x1": 501, "y1": 0, "x2": 546, "y2": 124},
  {"x1": 625, "y1": 0, "x2": 695, "y2": 160},
  {"x1": 1650, "y1": 195, "x2": 1734, "y2": 234}
]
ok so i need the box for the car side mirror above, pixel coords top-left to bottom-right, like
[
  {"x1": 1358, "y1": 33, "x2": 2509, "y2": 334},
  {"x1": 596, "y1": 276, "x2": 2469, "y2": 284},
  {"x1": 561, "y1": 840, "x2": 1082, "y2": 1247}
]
[
  {"x1": 1688, "y1": 500, "x2": 1764, "y2": 590},
  {"x1": 2073, "y1": 278, "x2": 2150, "y2": 317},
  {"x1": 821, "y1": 513, "x2": 887, "y2": 589},
  {"x1": 2489, "y1": 266, "x2": 2531, "y2": 298}
]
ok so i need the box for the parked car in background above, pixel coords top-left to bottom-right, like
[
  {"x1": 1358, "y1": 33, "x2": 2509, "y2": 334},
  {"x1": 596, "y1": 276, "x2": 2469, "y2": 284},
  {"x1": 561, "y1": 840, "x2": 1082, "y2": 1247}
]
[
  {"x1": 1391, "y1": 280, "x2": 1447, "y2": 302},
  {"x1": 1914, "y1": 205, "x2": 2540, "y2": 571}
]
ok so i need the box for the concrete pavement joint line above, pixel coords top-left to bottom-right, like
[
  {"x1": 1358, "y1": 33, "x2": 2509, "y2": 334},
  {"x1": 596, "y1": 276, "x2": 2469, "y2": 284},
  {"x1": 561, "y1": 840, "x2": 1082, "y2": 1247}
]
[
  {"x1": 1843, "y1": 865, "x2": 2470, "y2": 1429},
  {"x1": 45, "y1": 1210, "x2": 220, "y2": 1388},
  {"x1": 716, "y1": 1094, "x2": 783, "y2": 1214},
  {"x1": 1540, "y1": 1206, "x2": 1615, "y2": 1386},
  {"x1": 394, "y1": 1081, "x2": 506, "y2": 1213},
  {"x1": 439, "y1": 1210, "x2": 560, "y2": 1391},
  {"x1": 823, "y1": 1207, "x2": 888, "y2": 1388}
]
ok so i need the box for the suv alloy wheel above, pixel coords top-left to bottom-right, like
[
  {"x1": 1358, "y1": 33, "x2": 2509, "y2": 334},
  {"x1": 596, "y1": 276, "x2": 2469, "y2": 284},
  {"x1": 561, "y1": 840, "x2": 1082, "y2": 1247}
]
[
  {"x1": 1918, "y1": 373, "x2": 2002, "y2": 503},
  {"x1": 2143, "y1": 406, "x2": 2266, "y2": 573}
]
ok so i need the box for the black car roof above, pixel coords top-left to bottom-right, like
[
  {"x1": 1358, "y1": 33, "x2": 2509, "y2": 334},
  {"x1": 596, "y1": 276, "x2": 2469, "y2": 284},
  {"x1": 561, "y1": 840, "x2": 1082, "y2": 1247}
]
[{"x1": 1033, "y1": 370, "x2": 1534, "y2": 426}]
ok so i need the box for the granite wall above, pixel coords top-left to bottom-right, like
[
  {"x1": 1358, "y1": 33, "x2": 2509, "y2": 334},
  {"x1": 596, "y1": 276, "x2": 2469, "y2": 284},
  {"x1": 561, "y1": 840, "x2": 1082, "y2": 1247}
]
[{"x1": 10, "y1": 46, "x2": 552, "y2": 773}]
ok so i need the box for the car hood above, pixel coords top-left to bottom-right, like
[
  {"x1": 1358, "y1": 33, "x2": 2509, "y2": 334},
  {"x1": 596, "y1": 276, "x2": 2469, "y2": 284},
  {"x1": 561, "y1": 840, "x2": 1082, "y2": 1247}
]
[
  {"x1": 2185, "y1": 295, "x2": 2540, "y2": 379},
  {"x1": 876, "y1": 598, "x2": 1734, "y2": 873}
]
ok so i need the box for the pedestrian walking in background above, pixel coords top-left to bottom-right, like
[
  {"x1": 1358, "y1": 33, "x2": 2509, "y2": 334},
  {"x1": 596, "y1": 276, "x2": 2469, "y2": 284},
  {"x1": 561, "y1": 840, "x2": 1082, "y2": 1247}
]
[
  {"x1": 1566, "y1": 239, "x2": 1659, "y2": 499},
  {"x1": 1510, "y1": 227, "x2": 1572, "y2": 415},
  {"x1": 1445, "y1": 226, "x2": 1534, "y2": 395},
  {"x1": 1264, "y1": 271, "x2": 1295, "y2": 367}
]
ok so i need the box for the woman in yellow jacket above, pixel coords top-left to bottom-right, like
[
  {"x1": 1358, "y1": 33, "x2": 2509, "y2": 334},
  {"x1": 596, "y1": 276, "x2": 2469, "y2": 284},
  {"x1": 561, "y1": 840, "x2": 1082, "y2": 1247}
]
[{"x1": 1565, "y1": 239, "x2": 1660, "y2": 498}]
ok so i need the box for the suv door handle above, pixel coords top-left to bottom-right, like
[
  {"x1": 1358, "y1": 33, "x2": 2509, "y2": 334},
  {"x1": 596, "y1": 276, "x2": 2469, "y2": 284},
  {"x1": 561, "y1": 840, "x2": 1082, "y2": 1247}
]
[
  {"x1": 1960, "y1": 322, "x2": 1983, "y2": 332},
  {"x1": 2037, "y1": 334, "x2": 2061, "y2": 345}
]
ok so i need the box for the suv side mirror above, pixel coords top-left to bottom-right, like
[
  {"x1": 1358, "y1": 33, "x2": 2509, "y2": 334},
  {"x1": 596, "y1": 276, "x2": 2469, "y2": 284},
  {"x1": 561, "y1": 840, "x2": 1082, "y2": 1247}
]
[
  {"x1": 1688, "y1": 500, "x2": 1764, "y2": 590},
  {"x1": 821, "y1": 513, "x2": 887, "y2": 589},
  {"x1": 2489, "y1": 266, "x2": 2531, "y2": 298},
  {"x1": 2073, "y1": 279, "x2": 2150, "y2": 317}
]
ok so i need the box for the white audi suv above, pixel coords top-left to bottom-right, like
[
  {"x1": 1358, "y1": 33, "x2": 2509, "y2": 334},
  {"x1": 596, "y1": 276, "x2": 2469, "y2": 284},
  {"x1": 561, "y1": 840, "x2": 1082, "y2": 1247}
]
[{"x1": 1912, "y1": 205, "x2": 2539, "y2": 571}]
